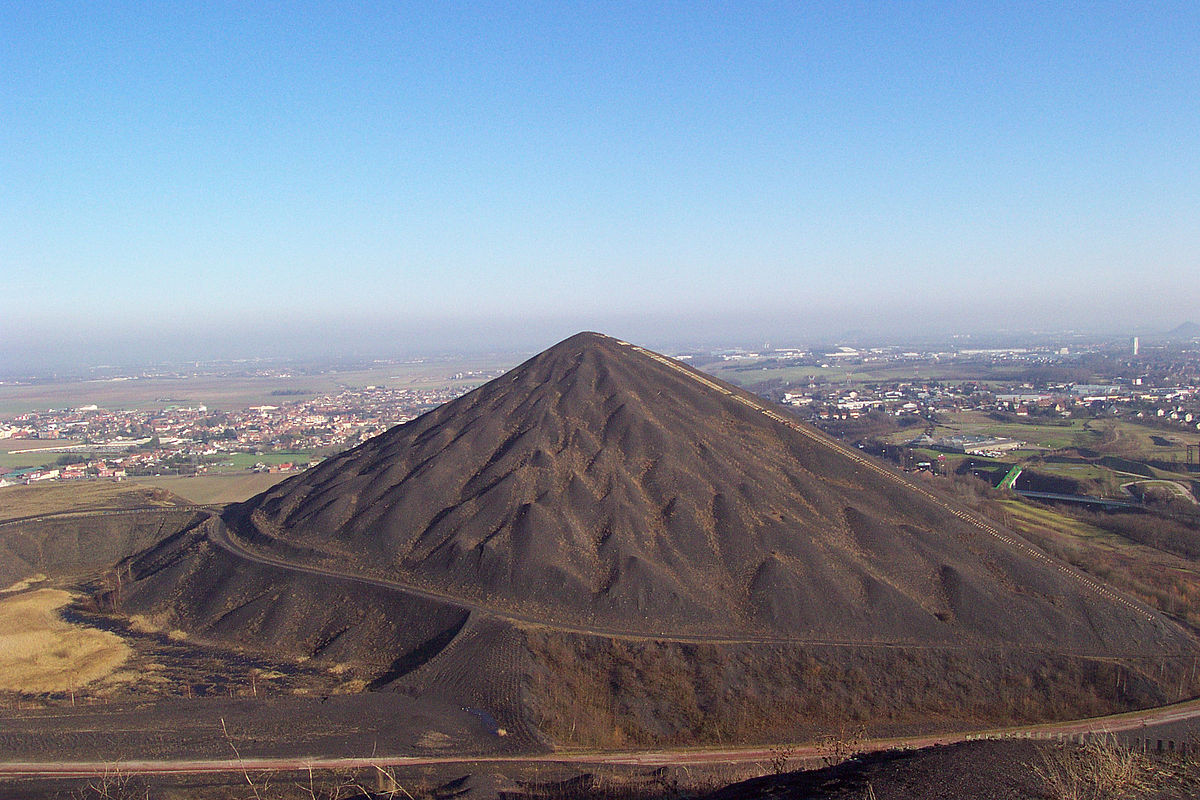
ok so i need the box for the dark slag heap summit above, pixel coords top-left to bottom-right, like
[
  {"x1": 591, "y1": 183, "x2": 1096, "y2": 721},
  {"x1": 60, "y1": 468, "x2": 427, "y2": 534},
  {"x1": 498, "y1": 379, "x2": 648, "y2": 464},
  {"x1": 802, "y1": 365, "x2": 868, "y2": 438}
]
[{"x1": 228, "y1": 332, "x2": 1177, "y2": 652}]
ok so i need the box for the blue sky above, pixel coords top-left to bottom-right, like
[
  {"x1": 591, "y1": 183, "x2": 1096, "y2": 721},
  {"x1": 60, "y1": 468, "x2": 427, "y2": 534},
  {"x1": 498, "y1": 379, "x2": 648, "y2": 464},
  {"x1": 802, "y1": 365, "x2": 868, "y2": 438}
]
[{"x1": 3, "y1": 2, "x2": 1199, "y2": 366}]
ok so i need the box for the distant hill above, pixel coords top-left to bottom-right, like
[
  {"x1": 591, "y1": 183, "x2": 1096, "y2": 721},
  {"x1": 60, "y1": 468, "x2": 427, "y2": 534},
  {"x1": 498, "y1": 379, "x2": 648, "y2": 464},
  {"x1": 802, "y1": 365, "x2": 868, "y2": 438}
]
[
  {"x1": 116, "y1": 332, "x2": 1200, "y2": 746},
  {"x1": 1167, "y1": 321, "x2": 1200, "y2": 339}
]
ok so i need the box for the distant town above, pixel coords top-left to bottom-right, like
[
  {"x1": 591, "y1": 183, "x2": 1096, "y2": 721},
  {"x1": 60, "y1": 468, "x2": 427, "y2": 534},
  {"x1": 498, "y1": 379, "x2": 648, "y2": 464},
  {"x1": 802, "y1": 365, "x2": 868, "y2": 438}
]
[
  {"x1": 3, "y1": 329, "x2": 1199, "y2": 487},
  {"x1": 0, "y1": 376, "x2": 500, "y2": 486},
  {"x1": 768, "y1": 346, "x2": 1200, "y2": 429},
  {"x1": 687, "y1": 331, "x2": 1197, "y2": 417}
]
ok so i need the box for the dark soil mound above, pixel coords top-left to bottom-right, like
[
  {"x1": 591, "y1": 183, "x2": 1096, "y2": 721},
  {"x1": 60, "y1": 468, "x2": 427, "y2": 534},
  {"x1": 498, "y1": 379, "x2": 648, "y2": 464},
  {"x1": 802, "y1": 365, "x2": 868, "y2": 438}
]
[
  {"x1": 230, "y1": 333, "x2": 1185, "y2": 652},
  {"x1": 702, "y1": 739, "x2": 1195, "y2": 800},
  {"x1": 0, "y1": 507, "x2": 207, "y2": 586},
  {"x1": 111, "y1": 333, "x2": 1200, "y2": 746},
  {"x1": 704, "y1": 740, "x2": 1045, "y2": 800}
]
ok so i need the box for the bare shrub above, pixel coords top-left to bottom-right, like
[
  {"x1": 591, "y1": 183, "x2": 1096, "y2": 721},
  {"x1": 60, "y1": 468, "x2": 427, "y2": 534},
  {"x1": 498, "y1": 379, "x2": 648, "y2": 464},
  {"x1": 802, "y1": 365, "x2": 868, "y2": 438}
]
[
  {"x1": 767, "y1": 745, "x2": 795, "y2": 775},
  {"x1": 817, "y1": 724, "x2": 867, "y2": 768},
  {"x1": 368, "y1": 764, "x2": 415, "y2": 799},
  {"x1": 72, "y1": 763, "x2": 137, "y2": 800}
]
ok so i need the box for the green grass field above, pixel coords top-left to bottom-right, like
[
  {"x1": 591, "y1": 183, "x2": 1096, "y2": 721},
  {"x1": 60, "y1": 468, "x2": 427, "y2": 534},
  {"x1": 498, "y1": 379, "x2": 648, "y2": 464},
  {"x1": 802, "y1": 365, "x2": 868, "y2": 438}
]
[
  {"x1": 931, "y1": 412, "x2": 1085, "y2": 449},
  {"x1": 0, "y1": 439, "x2": 88, "y2": 470},
  {"x1": 0, "y1": 453, "x2": 88, "y2": 470},
  {"x1": 1029, "y1": 462, "x2": 1112, "y2": 482},
  {"x1": 879, "y1": 416, "x2": 1080, "y2": 451},
  {"x1": 0, "y1": 453, "x2": 49, "y2": 470},
  {"x1": 0, "y1": 438, "x2": 84, "y2": 452},
  {"x1": 997, "y1": 499, "x2": 1118, "y2": 544},
  {"x1": 219, "y1": 451, "x2": 313, "y2": 469}
]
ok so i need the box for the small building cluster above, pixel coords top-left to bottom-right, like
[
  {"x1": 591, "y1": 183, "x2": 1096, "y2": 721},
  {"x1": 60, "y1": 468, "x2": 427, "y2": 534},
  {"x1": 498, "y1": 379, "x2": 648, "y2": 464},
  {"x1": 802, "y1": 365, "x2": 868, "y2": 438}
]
[{"x1": 0, "y1": 381, "x2": 490, "y2": 486}]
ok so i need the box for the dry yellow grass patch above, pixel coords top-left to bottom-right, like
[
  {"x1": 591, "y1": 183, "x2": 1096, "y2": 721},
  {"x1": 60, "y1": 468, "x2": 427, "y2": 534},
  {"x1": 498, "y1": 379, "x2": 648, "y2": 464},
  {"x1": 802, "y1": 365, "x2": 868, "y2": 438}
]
[
  {"x1": 0, "y1": 588, "x2": 132, "y2": 693},
  {"x1": 129, "y1": 472, "x2": 291, "y2": 504},
  {"x1": 0, "y1": 481, "x2": 185, "y2": 522},
  {"x1": 1, "y1": 573, "x2": 48, "y2": 594},
  {"x1": 416, "y1": 731, "x2": 453, "y2": 750}
]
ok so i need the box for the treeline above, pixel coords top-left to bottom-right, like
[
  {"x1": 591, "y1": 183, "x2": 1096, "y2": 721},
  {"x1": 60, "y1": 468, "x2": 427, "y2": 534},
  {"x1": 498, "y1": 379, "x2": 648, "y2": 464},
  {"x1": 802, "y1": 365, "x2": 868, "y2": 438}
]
[{"x1": 1071, "y1": 507, "x2": 1200, "y2": 560}]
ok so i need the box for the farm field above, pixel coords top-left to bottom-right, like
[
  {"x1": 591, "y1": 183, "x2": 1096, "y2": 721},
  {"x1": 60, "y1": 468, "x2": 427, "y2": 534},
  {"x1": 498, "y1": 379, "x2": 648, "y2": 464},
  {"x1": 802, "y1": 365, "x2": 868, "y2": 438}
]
[
  {"x1": 0, "y1": 481, "x2": 187, "y2": 523},
  {"x1": 128, "y1": 472, "x2": 293, "y2": 505},
  {"x1": 0, "y1": 355, "x2": 516, "y2": 416},
  {"x1": 0, "y1": 439, "x2": 87, "y2": 471},
  {"x1": 706, "y1": 359, "x2": 1034, "y2": 388}
]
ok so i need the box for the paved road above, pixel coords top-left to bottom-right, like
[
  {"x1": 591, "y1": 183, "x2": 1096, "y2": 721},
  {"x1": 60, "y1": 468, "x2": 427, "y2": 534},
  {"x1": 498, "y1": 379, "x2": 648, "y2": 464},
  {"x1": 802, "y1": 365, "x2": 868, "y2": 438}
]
[
  {"x1": 1121, "y1": 479, "x2": 1199, "y2": 505},
  {"x1": 4, "y1": 696, "x2": 1200, "y2": 778}
]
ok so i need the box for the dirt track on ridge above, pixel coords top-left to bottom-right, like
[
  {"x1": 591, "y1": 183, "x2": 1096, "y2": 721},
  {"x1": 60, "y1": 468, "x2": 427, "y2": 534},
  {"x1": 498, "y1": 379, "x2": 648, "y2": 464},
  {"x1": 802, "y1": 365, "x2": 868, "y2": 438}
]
[{"x1": 209, "y1": 517, "x2": 1188, "y2": 662}]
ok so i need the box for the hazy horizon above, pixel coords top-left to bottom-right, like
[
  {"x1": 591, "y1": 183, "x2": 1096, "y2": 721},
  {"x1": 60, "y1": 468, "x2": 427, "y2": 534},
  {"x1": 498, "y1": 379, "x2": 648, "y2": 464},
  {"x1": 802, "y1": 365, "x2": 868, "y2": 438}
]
[
  {"x1": 5, "y1": 4, "x2": 1198, "y2": 374},
  {"x1": 5, "y1": 310, "x2": 1196, "y2": 378}
]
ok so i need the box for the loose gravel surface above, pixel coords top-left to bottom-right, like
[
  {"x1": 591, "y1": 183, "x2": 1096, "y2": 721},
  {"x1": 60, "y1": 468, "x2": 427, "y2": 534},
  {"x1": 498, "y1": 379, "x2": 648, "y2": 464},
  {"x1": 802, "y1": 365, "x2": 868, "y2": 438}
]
[{"x1": 702, "y1": 740, "x2": 1197, "y2": 800}]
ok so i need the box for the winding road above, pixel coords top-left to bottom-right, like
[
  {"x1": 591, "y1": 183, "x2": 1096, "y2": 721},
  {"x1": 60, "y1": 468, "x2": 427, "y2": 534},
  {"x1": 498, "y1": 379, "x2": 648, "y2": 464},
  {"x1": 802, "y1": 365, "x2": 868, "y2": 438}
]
[{"x1": 209, "y1": 517, "x2": 1183, "y2": 661}]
